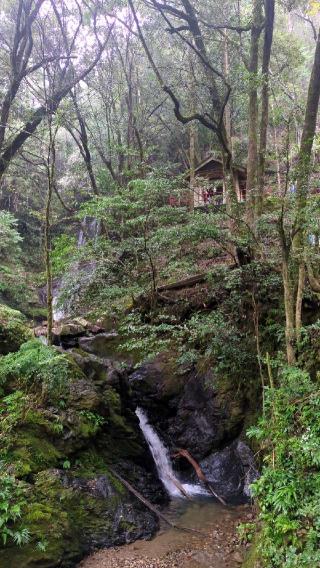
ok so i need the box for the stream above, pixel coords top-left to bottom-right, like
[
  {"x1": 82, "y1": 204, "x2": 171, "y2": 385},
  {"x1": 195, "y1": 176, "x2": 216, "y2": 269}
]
[
  {"x1": 78, "y1": 499, "x2": 249, "y2": 568},
  {"x1": 32, "y1": 321, "x2": 255, "y2": 567},
  {"x1": 78, "y1": 406, "x2": 250, "y2": 568}
]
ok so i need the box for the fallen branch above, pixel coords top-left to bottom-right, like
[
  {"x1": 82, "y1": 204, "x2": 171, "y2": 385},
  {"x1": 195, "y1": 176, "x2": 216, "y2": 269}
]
[
  {"x1": 167, "y1": 473, "x2": 193, "y2": 500},
  {"x1": 108, "y1": 467, "x2": 203, "y2": 534},
  {"x1": 157, "y1": 273, "x2": 208, "y2": 292},
  {"x1": 173, "y1": 449, "x2": 226, "y2": 506}
]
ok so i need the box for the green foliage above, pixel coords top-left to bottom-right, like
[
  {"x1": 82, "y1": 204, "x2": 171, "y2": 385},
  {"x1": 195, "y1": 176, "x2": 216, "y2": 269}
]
[
  {"x1": 119, "y1": 306, "x2": 256, "y2": 382},
  {"x1": 0, "y1": 212, "x2": 29, "y2": 309},
  {"x1": 51, "y1": 234, "x2": 77, "y2": 277},
  {"x1": 0, "y1": 212, "x2": 22, "y2": 261},
  {"x1": 0, "y1": 465, "x2": 29, "y2": 547},
  {"x1": 79, "y1": 411, "x2": 104, "y2": 432},
  {"x1": 0, "y1": 304, "x2": 32, "y2": 356},
  {"x1": 248, "y1": 366, "x2": 320, "y2": 567},
  {"x1": 0, "y1": 340, "x2": 84, "y2": 403}
]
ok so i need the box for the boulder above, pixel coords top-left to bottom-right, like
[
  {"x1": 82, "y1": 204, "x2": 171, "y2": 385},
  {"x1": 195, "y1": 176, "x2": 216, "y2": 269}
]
[
  {"x1": 53, "y1": 321, "x2": 86, "y2": 339},
  {"x1": 0, "y1": 304, "x2": 32, "y2": 354},
  {"x1": 68, "y1": 349, "x2": 123, "y2": 388},
  {"x1": 68, "y1": 377, "x2": 100, "y2": 409},
  {"x1": 78, "y1": 332, "x2": 119, "y2": 358},
  {"x1": 0, "y1": 467, "x2": 159, "y2": 568},
  {"x1": 199, "y1": 440, "x2": 259, "y2": 503}
]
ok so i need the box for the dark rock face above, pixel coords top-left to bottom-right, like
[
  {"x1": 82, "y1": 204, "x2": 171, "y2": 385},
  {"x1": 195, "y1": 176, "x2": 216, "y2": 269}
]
[
  {"x1": 129, "y1": 358, "x2": 246, "y2": 461},
  {"x1": 129, "y1": 356, "x2": 255, "y2": 503},
  {"x1": 168, "y1": 371, "x2": 245, "y2": 460},
  {"x1": 199, "y1": 441, "x2": 259, "y2": 503}
]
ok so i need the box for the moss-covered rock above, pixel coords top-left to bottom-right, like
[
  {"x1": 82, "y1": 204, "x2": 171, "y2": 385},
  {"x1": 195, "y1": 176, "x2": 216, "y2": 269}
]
[
  {"x1": 0, "y1": 340, "x2": 164, "y2": 566},
  {"x1": 0, "y1": 466, "x2": 159, "y2": 568},
  {"x1": 0, "y1": 304, "x2": 32, "y2": 355},
  {"x1": 0, "y1": 340, "x2": 86, "y2": 400}
]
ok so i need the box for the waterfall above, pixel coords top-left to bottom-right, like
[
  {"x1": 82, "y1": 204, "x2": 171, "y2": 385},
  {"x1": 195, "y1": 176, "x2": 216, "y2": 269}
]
[
  {"x1": 136, "y1": 407, "x2": 208, "y2": 498},
  {"x1": 78, "y1": 216, "x2": 100, "y2": 248},
  {"x1": 53, "y1": 295, "x2": 65, "y2": 323}
]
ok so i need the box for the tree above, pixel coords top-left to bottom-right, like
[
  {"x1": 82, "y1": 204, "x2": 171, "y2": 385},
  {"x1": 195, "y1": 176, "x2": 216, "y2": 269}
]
[
  {"x1": 279, "y1": 25, "x2": 320, "y2": 364},
  {"x1": 0, "y1": 0, "x2": 112, "y2": 184}
]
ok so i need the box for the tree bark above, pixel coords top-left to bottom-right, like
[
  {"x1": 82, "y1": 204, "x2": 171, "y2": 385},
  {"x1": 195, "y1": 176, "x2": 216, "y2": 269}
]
[
  {"x1": 294, "y1": 28, "x2": 320, "y2": 243},
  {"x1": 294, "y1": 27, "x2": 320, "y2": 334},
  {"x1": 45, "y1": 121, "x2": 57, "y2": 346},
  {"x1": 282, "y1": 256, "x2": 296, "y2": 365},
  {"x1": 256, "y1": 0, "x2": 275, "y2": 217},
  {"x1": 246, "y1": 0, "x2": 263, "y2": 223}
]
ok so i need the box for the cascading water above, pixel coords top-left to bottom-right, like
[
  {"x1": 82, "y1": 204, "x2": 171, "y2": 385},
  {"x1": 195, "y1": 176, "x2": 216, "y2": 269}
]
[
  {"x1": 52, "y1": 217, "x2": 100, "y2": 323},
  {"x1": 136, "y1": 407, "x2": 208, "y2": 498}
]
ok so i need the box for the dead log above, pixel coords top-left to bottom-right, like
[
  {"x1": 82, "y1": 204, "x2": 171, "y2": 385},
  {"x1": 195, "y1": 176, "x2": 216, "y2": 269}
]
[
  {"x1": 108, "y1": 467, "x2": 203, "y2": 534},
  {"x1": 173, "y1": 449, "x2": 226, "y2": 506},
  {"x1": 157, "y1": 273, "x2": 208, "y2": 292}
]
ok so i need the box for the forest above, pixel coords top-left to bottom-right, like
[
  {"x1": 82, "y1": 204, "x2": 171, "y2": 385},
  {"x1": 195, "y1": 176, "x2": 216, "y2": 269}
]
[{"x1": 0, "y1": 0, "x2": 320, "y2": 567}]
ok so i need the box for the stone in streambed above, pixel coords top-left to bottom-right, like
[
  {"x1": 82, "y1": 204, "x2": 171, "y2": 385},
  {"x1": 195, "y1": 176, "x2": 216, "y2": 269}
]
[{"x1": 199, "y1": 440, "x2": 258, "y2": 503}]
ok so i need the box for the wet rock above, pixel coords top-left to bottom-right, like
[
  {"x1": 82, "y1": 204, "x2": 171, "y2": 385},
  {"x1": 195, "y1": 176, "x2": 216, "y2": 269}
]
[
  {"x1": 199, "y1": 440, "x2": 258, "y2": 503},
  {"x1": 34, "y1": 324, "x2": 48, "y2": 337},
  {"x1": 130, "y1": 359, "x2": 245, "y2": 461},
  {"x1": 54, "y1": 322, "x2": 87, "y2": 337},
  {"x1": 168, "y1": 371, "x2": 245, "y2": 460},
  {"x1": 0, "y1": 468, "x2": 159, "y2": 568},
  {"x1": 78, "y1": 333, "x2": 119, "y2": 358}
]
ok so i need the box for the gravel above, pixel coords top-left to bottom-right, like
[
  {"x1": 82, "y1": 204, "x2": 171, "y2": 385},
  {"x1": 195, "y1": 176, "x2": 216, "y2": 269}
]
[{"x1": 78, "y1": 505, "x2": 252, "y2": 568}]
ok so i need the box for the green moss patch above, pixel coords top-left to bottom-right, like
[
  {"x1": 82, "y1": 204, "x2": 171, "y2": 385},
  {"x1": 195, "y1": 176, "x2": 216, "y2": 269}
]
[{"x1": 0, "y1": 304, "x2": 32, "y2": 355}]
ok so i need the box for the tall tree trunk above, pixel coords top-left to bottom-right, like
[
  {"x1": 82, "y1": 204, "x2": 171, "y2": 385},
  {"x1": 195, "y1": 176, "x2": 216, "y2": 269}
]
[
  {"x1": 256, "y1": 0, "x2": 275, "y2": 217},
  {"x1": 280, "y1": 27, "x2": 320, "y2": 363},
  {"x1": 188, "y1": 54, "x2": 197, "y2": 211},
  {"x1": 45, "y1": 121, "x2": 57, "y2": 346},
  {"x1": 70, "y1": 93, "x2": 99, "y2": 196},
  {"x1": 246, "y1": 0, "x2": 263, "y2": 223},
  {"x1": 294, "y1": 27, "x2": 320, "y2": 335},
  {"x1": 294, "y1": 27, "x2": 320, "y2": 239},
  {"x1": 282, "y1": 255, "x2": 296, "y2": 365},
  {"x1": 189, "y1": 121, "x2": 196, "y2": 211},
  {"x1": 223, "y1": 31, "x2": 232, "y2": 147}
]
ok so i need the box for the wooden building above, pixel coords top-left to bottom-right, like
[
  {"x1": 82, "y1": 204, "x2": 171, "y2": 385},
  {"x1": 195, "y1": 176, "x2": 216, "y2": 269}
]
[{"x1": 190, "y1": 155, "x2": 247, "y2": 207}]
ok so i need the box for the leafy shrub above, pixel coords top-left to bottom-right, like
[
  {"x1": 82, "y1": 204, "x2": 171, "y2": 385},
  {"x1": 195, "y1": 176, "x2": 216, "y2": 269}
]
[
  {"x1": 248, "y1": 366, "x2": 320, "y2": 567},
  {"x1": 0, "y1": 211, "x2": 29, "y2": 309},
  {"x1": 0, "y1": 340, "x2": 83, "y2": 403},
  {"x1": 0, "y1": 465, "x2": 30, "y2": 546},
  {"x1": 0, "y1": 212, "x2": 22, "y2": 262},
  {"x1": 0, "y1": 304, "x2": 32, "y2": 356}
]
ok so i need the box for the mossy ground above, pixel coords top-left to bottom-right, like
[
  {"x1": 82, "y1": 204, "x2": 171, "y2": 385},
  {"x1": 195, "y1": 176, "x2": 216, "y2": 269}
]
[{"x1": 0, "y1": 339, "x2": 156, "y2": 567}]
